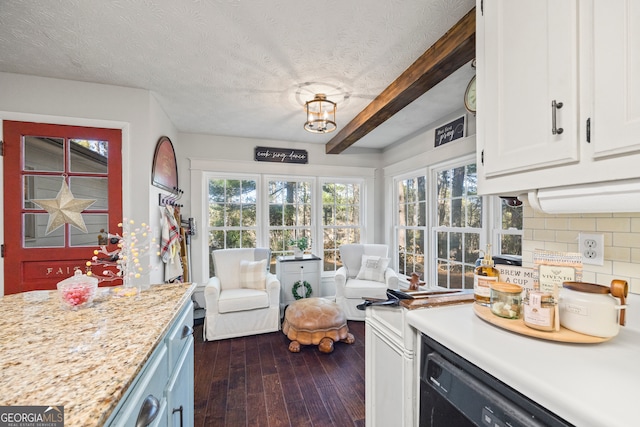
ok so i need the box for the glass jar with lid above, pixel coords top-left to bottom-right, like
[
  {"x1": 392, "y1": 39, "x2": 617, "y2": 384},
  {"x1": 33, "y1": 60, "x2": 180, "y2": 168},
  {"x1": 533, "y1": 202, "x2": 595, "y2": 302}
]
[{"x1": 489, "y1": 282, "x2": 522, "y2": 319}]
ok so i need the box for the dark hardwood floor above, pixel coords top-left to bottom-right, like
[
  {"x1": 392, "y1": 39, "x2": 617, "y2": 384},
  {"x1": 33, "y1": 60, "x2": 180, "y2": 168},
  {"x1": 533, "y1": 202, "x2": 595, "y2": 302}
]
[{"x1": 193, "y1": 321, "x2": 366, "y2": 427}]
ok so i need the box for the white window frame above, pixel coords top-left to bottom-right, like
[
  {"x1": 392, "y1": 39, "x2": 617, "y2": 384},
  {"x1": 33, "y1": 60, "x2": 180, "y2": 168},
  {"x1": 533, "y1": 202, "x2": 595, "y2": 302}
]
[
  {"x1": 206, "y1": 173, "x2": 261, "y2": 248},
  {"x1": 192, "y1": 158, "x2": 374, "y2": 284},
  {"x1": 430, "y1": 156, "x2": 487, "y2": 289},
  {"x1": 319, "y1": 177, "x2": 365, "y2": 274},
  {"x1": 491, "y1": 197, "x2": 524, "y2": 257},
  {"x1": 393, "y1": 168, "x2": 428, "y2": 279},
  {"x1": 263, "y1": 175, "x2": 316, "y2": 262},
  {"x1": 391, "y1": 155, "x2": 523, "y2": 289}
]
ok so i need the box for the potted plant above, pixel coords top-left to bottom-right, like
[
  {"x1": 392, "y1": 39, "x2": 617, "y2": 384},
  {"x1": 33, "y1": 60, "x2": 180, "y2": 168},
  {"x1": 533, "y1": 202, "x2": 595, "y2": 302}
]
[{"x1": 289, "y1": 236, "x2": 309, "y2": 259}]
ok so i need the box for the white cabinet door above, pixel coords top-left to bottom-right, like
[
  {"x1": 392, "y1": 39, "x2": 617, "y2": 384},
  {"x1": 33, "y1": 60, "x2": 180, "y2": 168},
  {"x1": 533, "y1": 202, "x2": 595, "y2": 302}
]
[
  {"x1": 276, "y1": 256, "x2": 321, "y2": 306},
  {"x1": 365, "y1": 321, "x2": 404, "y2": 427},
  {"x1": 479, "y1": 0, "x2": 579, "y2": 177},
  {"x1": 591, "y1": 0, "x2": 640, "y2": 158},
  {"x1": 166, "y1": 337, "x2": 194, "y2": 427},
  {"x1": 365, "y1": 306, "x2": 417, "y2": 427}
]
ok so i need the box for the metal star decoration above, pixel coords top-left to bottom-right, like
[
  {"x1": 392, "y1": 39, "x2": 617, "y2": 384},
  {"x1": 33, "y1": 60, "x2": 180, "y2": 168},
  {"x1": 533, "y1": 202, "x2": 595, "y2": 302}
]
[{"x1": 32, "y1": 180, "x2": 97, "y2": 235}]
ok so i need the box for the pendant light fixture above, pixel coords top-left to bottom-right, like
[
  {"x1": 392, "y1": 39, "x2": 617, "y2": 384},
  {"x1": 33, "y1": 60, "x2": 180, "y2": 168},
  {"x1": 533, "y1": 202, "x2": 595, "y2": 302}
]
[{"x1": 304, "y1": 93, "x2": 337, "y2": 133}]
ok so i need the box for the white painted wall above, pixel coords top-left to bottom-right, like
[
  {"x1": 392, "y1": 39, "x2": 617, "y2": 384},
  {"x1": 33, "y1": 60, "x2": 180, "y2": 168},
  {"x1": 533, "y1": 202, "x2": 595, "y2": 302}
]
[{"x1": 0, "y1": 72, "x2": 176, "y2": 293}]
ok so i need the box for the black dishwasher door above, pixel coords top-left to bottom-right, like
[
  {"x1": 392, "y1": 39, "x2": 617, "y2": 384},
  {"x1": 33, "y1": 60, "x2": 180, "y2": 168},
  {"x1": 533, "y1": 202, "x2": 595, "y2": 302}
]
[{"x1": 419, "y1": 334, "x2": 573, "y2": 427}]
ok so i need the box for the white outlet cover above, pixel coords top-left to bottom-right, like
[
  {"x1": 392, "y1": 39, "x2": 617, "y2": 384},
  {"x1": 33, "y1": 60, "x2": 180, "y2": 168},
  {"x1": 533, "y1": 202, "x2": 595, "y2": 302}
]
[{"x1": 579, "y1": 233, "x2": 604, "y2": 266}]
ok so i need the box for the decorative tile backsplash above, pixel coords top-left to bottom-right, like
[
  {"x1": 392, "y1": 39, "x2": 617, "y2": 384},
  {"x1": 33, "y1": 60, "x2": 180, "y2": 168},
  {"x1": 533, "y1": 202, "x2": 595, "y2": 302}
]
[{"x1": 522, "y1": 206, "x2": 640, "y2": 294}]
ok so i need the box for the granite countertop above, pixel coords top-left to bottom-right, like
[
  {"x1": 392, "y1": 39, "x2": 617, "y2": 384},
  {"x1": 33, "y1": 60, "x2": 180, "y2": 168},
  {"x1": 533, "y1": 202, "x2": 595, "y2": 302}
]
[
  {"x1": 0, "y1": 282, "x2": 196, "y2": 427},
  {"x1": 407, "y1": 293, "x2": 640, "y2": 427}
]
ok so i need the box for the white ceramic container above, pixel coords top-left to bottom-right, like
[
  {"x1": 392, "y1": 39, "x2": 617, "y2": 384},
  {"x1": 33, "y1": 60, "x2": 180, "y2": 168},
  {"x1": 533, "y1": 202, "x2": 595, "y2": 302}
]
[{"x1": 559, "y1": 282, "x2": 626, "y2": 338}]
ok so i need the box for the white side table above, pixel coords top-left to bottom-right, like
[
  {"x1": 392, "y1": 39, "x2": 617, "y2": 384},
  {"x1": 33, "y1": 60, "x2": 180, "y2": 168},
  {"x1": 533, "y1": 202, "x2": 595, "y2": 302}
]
[{"x1": 276, "y1": 254, "x2": 322, "y2": 316}]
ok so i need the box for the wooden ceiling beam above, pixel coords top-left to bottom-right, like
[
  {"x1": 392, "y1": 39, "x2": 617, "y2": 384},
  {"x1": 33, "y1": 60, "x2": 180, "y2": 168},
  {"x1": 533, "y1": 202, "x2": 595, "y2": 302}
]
[{"x1": 325, "y1": 7, "x2": 476, "y2": 154}]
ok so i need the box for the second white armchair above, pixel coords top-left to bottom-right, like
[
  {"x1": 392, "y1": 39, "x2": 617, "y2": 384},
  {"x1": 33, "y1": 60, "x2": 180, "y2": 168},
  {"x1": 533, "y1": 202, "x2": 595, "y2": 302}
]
[{"x1": 335, "y1": 244, "x2": 398, "y2": 320}]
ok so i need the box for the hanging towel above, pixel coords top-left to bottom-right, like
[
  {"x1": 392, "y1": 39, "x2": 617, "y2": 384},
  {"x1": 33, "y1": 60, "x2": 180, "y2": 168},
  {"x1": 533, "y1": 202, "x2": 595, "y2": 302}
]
[{"x1": 160, "y1": 205, "x2": 183, "y2": 281}]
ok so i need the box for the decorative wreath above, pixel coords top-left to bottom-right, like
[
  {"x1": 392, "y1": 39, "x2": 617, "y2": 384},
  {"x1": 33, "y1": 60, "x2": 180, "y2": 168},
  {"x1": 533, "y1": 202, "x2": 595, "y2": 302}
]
[{"x1": 292, "y1": 280, "x2": 312, "y2": 300}]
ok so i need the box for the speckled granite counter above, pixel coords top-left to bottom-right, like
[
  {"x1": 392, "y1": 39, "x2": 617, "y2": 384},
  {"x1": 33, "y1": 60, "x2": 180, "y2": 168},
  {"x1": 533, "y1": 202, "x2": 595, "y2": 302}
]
[{"x1": 0, "y1": 282, "x2": 196, "y2": 426}]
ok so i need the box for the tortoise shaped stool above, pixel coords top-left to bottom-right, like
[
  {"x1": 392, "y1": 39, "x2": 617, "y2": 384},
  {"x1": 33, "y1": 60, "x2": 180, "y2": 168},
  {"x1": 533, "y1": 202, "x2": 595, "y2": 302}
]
[{"x1": 282, "y1": 298, "x2": 355, "y2": 353}]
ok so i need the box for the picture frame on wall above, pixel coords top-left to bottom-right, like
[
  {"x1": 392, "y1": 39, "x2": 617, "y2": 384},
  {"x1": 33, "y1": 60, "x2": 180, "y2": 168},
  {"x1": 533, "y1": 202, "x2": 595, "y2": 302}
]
[{"x1": 151, "y1": 136, "x2": 178, "y2": 193}]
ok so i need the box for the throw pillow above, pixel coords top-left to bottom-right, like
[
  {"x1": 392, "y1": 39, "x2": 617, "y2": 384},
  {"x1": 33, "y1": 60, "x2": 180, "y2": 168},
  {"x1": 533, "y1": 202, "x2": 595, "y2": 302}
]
[
  {"x1": 239, "y1": 259, "x2": 267, "y2": 290},
  {"x1": 355, "y1": 255, "x2": 390, "y2": 283}
]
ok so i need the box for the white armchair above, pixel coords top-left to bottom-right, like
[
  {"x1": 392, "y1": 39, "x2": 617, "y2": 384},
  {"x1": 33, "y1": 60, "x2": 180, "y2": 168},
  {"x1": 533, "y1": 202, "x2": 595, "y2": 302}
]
[
  {"x1": 203, "y1": 248, "x2": 281, "y2": 341},
  {"x1": 335, "y1": 244, "x2": 399, "y2": 320}
]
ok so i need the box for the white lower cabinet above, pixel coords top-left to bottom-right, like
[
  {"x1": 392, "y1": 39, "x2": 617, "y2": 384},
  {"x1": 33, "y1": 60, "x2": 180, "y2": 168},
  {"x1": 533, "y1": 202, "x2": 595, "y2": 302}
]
[
  {"x1": 276, "y1": 254, "x2": 322, "y2": 315},
  {"x1": 167, "y1": 338, "x2": 194, "y2": 427},
  {"x1": 107, "y1": 300, "x2": 194, "y2": 427},
  {"x1": 108, "y1": 344, "x2": 169, "y2": 426},
  {"x1": 365, "y1": 305, "x2": 418, "y2": 427}
]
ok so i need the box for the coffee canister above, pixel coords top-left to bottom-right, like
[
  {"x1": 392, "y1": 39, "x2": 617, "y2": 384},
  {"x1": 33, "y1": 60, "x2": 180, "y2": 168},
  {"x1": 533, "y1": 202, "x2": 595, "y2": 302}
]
[{"x1": 559, "y1": 281, "x2": 627, "y2": 338}]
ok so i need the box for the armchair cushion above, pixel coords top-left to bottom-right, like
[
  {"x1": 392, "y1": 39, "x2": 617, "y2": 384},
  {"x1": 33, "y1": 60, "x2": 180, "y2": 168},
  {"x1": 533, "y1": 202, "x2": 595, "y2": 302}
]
[
  {"x1": 355, "y1": 255, "x2": 390, "y2": 283},
  {"x1": 239, "y1": 259, "x2": 267, "y2": 290},
  {"x1": 218, "y1": 288, "x2": 269, "y2": 313},
  {"x1": 340, "y1": 243, "x2": 390, "y2": 278}
]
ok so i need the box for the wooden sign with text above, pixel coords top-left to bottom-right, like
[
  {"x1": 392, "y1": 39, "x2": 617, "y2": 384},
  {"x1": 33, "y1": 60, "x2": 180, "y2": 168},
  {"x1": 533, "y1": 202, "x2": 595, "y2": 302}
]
[{"x1": 254, "y1": 146, "x2": 308, "y2": 164}]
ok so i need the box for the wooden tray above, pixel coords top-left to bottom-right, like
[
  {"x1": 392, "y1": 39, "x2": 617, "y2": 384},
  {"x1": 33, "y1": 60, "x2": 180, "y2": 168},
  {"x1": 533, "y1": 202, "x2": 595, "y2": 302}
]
[{"x1": 473, "y1": 304, "x2": 611, "y2": 344}]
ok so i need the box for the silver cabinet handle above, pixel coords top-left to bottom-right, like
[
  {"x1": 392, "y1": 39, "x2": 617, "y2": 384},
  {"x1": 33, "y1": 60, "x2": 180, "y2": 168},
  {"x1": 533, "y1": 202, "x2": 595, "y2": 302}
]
[
  {"x1": 552, "y1": 100, "x2": 564, "y2": 135},
  {"x1": 135, "y1": 395, "x2": 159, "y2": 427},
  {"x1": 181, "y1": 324, "x2": 193, "y2": 339}
]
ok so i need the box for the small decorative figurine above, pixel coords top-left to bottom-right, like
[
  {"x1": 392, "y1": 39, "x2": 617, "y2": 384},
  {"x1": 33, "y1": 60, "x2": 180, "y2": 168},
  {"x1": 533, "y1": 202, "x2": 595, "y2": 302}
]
[{"x1": 409, "y1": 272, "x2": 422, "y2": 291}]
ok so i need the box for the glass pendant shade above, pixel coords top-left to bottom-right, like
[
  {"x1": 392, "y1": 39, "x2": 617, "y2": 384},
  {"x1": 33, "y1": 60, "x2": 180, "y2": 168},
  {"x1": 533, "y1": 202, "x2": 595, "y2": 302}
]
[{"x1": 304, "y1": 93, "x2": 337, "y2": 133}]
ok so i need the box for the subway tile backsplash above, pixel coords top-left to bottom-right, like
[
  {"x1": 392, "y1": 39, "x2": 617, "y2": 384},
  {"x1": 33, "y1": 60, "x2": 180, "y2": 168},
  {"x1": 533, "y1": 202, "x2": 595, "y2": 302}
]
[{"x1": 522, "y1": 206, "x2": 640, "y2": 294}]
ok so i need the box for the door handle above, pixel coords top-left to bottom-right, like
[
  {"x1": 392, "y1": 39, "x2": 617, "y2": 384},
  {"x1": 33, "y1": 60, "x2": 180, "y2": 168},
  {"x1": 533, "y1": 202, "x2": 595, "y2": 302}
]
[
  {"x1": 551, "y1": 100, "x2": 564, "y2": 135},
  {"x1": 172, "y1": 405, "x2": 184, "y2": 427}
]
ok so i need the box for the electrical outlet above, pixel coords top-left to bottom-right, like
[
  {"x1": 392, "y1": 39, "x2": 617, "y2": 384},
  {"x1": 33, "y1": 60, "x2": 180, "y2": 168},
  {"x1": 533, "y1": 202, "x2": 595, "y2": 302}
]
[{"x1": 579, "y1": 233, "x2": 604, "y2": 266}]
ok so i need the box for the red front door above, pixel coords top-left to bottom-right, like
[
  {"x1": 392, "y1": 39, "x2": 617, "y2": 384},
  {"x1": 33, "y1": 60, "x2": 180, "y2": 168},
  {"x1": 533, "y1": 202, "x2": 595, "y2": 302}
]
[{"x1": 3, "y1": 121, "x2": 123, "y2": 294}]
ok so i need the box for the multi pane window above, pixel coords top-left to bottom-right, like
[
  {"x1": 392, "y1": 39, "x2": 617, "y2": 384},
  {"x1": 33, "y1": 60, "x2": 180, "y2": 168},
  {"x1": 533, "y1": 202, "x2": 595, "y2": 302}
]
[
  {"x1": 322, "y1": 181, "x2": 362, "y2": 272},
  {"x1": 393, "y1": 161, "x2": 523, "y2": 289},
  {"x1": 267, "y1": 179, "x2": 312, "y2": 267},
  {"x1": 206, "y1": 175, "x2": 365, "y2": 276},
  {"x1": 208, "y1": 177, "x2": 258, "y2": 274},
  {"x1": 496, "y1": 198, "x2": 523, "y2": 256},
  {"x1": 23, "y1": 137, "x2": 110, "y2": 248},
  {"x1": 434, "y1": 163, "x2": 482, "y2": 289},
  {"x1": 396, "y1": 176, "x2": 427, "y2": 277}
]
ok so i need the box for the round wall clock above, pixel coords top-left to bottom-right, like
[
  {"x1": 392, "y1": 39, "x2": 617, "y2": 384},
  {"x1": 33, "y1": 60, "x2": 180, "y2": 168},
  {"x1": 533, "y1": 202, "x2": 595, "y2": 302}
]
[{"x1": 464, "y1": 75, "x2": 476, "y2": 114}]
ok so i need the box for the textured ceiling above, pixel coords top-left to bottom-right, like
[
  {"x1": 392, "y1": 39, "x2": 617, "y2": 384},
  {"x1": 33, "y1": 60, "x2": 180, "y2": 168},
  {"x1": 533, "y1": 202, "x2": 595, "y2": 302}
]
[{"x1": 0, "y1": 0, "x2": 475, "y2": 149}]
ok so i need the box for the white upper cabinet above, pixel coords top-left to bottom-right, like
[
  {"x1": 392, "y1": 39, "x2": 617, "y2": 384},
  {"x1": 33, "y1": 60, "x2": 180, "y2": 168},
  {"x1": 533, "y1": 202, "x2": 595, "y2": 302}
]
[
  {"x1": 591, "y1": 1, "x2": 640, "y2": 158},
  {"x1": 477, "y1": 0, "x2": 640, "y2": 197},
  {"x1": 479, "y1": 0, "x2": 579, "y2": 177}
]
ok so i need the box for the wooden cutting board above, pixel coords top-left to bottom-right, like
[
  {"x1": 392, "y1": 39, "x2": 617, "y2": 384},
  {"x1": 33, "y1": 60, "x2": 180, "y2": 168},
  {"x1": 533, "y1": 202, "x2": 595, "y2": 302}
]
[{"x1": 399, "y1": 289, "x2": 474, "y2": 309}]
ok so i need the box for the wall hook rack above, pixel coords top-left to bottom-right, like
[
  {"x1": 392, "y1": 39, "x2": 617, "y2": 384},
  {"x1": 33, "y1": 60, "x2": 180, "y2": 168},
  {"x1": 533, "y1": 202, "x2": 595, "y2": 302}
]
[{"x1": 159, "y1": 187, "x2": 184, "y2": 207}]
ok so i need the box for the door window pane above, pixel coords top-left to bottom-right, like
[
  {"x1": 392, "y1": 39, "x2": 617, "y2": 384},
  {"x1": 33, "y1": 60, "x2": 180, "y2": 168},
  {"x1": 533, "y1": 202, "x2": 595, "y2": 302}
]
[
  {"x1": 69, "y1": 139, "x2": 108, "y2": 173},
  {"x1": 70, "y1": 214, "x2": 108, "y2": 246},
  {"x1": 68, "y1": 177, "x2": 108, "y2": 209},
  {"x1": 23, "y1": 136, "x2": 64, "y2": 172},
  {"x1": 23, "y1": 213, "x2": 64, "y2": 247}
]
